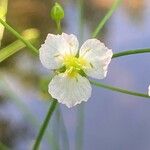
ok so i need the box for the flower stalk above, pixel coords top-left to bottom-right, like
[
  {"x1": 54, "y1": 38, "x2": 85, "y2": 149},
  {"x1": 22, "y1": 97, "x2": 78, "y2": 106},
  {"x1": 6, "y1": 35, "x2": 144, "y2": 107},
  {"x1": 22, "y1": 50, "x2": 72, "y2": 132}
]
[
  {"x1": 91, "y1": 80, "x2": 150, "y2": 98},
  {"x1": 113, "y1": 48, "x2": 150, "y2": 58},
  {"x1": 32, "y1": 100, "x2": 58, "y2": 150},
  {"x1": 92, "y1": 0, "x2": 122, "y2": 38}
]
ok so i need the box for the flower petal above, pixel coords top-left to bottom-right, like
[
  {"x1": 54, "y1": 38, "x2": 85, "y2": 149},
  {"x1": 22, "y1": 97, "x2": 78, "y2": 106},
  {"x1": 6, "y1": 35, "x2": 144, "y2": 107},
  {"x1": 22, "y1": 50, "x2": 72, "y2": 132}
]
[
  {"x1": 48, "y1": 73, "x2": 92, "y2": 108},
  {"x1": 79, "y1": 39, "x2": 113, "y2": 79},
  {"x1": 62, "y1": 33, "x2": 79, "y2": 55},
  {"x1": 39, "y1": 33, "x2": 78, "y2": 70},
  {"x1": 39, "y1": 34, "x2": 69, "y2": 69}
]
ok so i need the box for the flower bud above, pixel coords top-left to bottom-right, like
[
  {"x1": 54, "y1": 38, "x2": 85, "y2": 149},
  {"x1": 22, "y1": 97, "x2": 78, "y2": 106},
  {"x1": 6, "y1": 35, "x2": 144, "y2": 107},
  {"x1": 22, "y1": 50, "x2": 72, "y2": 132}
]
[
  {"x1": 51, "y1": 2, "x2": 64, "y2": 22},
  {"x1": 22, "y1": 28, "x2": 40, "y2": 41}
]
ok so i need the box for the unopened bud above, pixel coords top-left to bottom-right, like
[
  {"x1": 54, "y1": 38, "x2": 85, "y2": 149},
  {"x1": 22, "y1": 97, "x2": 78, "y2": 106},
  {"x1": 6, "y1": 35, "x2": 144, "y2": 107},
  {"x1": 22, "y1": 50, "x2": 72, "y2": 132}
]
[
  {"x1": 51, "y1": 2, "x2": 64, "y2": 22},
  {"x1": 22, "y1": 28, "x2": 40, "y2": 41}
]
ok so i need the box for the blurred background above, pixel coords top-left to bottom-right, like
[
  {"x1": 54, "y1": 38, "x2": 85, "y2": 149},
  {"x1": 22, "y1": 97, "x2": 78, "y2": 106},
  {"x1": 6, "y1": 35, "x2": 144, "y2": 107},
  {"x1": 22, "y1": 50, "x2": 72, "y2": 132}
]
[{"x1": 0, "y1": 0, "x2": 150, "y2": 150}]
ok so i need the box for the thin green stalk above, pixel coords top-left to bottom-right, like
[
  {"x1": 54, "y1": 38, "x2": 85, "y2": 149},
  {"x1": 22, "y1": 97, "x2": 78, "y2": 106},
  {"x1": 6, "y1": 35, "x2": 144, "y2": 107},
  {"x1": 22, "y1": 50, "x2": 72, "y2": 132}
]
[
  {"x1": 113, "y1": 48, "x2": 150, "y2": 58},
  {"x1": 59, "y1": 107, "x2": 70, "y2": 150},
  {"x1": 92, "y1": 0, "x2": 122, "y2": 38},
  {"x1": 90, "y1": 80, "x2": 150, "y2": 98},
  {"x1": 32, "y1": 100, "x2": 58, "y2": 150},
  {"x1": 52, "y1": 106, "x2": 60, "y2": 150},
  {"x1": 52, "y1": 106, "x2": 70, "y2": 150},
  {"x1": 0, "y1": 18, "x2": 38, "y2": 54},
  {"x1": 75, "y1": 104, "x2": 85, "y2": 150},
  {"x1": 56, "y1": 21, "x2": 62, "y2": 34},
  {"x1": 77, "y1": 0, "x2": 84, "y2": 41}
]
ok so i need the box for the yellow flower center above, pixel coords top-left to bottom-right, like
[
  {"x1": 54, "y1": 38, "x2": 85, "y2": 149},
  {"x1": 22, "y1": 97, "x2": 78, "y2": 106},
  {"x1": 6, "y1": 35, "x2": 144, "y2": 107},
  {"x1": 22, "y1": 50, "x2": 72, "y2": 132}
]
[{"x1": 63, "y1": 55, "x2": 88, "y2": 77}]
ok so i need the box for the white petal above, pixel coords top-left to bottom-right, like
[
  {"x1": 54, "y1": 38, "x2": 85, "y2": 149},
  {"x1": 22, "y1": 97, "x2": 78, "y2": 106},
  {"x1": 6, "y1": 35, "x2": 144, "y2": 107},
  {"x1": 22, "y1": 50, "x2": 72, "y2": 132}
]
[
  {"x1": 48, "y1": 73, "x2": 92, "y2": 108},
  {"x1": 39, "y1": 33, "x2": 78, "y2": 69},
  {"x1": 79, "y1": 39, "x2": 113, "y2": 79},
  {"x1": 39, "y1": 34, "x2": 69, "y2": 69},
  {"x1": 62, "y1": 33, "x2": 79, "y2": 55},
  {"x1": 148, "y1": 85, "x2": 150, "y2": 96}
]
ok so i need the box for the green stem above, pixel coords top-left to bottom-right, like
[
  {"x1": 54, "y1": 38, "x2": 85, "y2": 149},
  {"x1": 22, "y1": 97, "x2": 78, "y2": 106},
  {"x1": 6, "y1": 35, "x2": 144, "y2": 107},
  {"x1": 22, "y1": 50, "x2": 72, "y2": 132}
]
[
  {"x1": 59, "y1": 107, "x2": 70, "y2": 150},
  {"x1": 75, "y1": 104, "x2": 84, "y2": 150},
  {"x1": 32, "y1": 100, "x2": 58, "y2": 150},
  {"x1": 56, "y1": 21, "x2": 62, "y2": 34},
  {"x1": 92, "y1": 0, "x2": 122, "y2": 38},
  {"x1": 52, "y1": 106, "x2": 60, "y2": 150},
  {"x1": 77, "y1": 0, "x2": 84, "y2": 41},
  {"x1": 90, "y1": 80, "x2": 150, "y2": 98},
  {"x1": 0, "y1": 18, "x2": 38, "y2": 54},
  {"x1": 113, "y1": 48, "x2": 150, "y2": 58}
]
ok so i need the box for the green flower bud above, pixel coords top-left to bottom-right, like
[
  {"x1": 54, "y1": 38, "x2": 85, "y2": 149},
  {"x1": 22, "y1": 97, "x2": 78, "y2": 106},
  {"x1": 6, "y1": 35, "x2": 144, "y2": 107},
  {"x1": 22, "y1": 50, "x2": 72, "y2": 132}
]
[
  {"x1": 51, "y1": 2, "x2": 64, "y2": 22},
  {"x1": 22, "y1": 28, "x2": 40, "y2": 41}
]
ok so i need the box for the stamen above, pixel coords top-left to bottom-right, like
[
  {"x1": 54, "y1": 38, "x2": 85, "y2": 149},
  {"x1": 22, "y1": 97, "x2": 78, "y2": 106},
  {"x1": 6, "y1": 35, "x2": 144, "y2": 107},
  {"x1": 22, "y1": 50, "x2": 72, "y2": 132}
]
[
  {"x1": 90, "y1": 63, "x2": 94, "y2": 68},
  {"x1": 63, "y1": 55, "x2": 89, "y2": 77},
  {"x1": 54, "y1": 53, "x2": 60, "y2": 57}
]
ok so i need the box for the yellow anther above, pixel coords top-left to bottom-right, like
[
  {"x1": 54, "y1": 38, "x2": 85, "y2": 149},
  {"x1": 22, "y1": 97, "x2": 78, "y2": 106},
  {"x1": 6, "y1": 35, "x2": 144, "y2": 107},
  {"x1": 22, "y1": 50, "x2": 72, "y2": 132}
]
[{"x1": 63, "y1": 55, "x2": 89, "y2": 77}]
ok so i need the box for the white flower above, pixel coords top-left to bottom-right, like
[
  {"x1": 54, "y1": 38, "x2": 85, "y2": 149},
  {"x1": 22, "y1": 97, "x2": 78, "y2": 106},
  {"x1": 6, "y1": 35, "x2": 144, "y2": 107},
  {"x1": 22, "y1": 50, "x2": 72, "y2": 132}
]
[{"x1": 39, "y1": 33, "x2": 113, "y2": 108}]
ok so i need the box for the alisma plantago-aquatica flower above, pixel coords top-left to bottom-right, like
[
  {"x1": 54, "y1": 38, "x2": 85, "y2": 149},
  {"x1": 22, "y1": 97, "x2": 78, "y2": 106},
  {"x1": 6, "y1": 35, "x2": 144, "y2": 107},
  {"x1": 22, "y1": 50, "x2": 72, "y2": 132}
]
[{"x1": 39, "y1": 33, "x2": 113, "y2": 107}]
